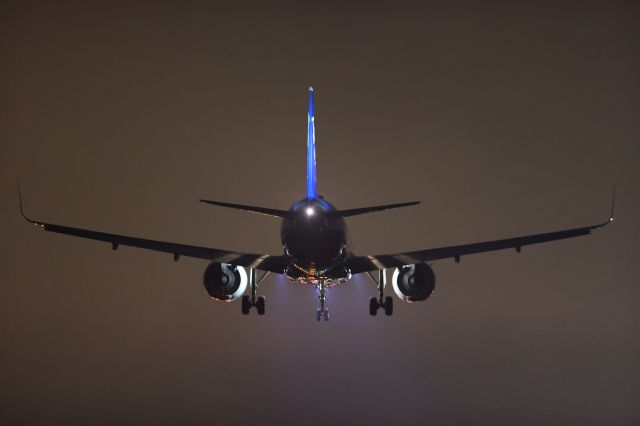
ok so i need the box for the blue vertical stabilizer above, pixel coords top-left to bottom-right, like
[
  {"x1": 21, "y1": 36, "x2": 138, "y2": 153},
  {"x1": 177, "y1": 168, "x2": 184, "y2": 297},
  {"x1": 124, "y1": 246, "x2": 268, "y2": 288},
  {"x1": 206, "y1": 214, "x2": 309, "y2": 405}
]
[{"x1": 306, "y1": 86, "x2": 317, "y2": 199}]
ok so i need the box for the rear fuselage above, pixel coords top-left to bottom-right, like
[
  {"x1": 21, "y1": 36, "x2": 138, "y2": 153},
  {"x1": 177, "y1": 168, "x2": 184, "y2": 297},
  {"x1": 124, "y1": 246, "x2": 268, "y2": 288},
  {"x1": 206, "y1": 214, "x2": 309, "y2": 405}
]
[{"x1": 281, "y1": 197, "x2": 351, "y2": 284}]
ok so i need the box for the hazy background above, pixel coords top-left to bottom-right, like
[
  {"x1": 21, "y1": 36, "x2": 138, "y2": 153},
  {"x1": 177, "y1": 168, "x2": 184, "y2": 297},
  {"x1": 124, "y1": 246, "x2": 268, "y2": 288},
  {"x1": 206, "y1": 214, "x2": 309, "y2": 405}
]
[{"x1": 1, "y1": 1, "x2": 639, "y2": 424}]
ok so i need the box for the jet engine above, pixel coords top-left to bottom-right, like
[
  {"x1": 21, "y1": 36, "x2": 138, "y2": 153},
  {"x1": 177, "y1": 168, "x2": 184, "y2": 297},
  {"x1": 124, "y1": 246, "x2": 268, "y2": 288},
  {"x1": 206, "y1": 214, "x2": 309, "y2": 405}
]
[
  {"x1": 392, "y1": 263, "x2": 436, "y2": 302},
  {"x1": 203, "y1": 262, "x2": 248, "y2": 302}
]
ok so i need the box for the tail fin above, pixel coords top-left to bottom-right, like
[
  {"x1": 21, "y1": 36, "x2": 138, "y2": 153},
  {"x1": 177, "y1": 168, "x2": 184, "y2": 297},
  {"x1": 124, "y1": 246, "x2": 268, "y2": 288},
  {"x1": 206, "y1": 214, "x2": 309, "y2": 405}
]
[{"x1": 306, "y1": 86, "x2": 317, "y2": 199}]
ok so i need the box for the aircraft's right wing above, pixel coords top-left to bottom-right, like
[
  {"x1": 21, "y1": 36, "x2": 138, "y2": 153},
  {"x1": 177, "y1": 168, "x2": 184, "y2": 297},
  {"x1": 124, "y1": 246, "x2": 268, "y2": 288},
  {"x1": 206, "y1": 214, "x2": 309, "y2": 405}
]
[
  {"x1": 19, "y1": 188, "x2": 287, "y2": 273},
  {"x1": 346, "y1": 192, "x2": 615, "y2": 274}
]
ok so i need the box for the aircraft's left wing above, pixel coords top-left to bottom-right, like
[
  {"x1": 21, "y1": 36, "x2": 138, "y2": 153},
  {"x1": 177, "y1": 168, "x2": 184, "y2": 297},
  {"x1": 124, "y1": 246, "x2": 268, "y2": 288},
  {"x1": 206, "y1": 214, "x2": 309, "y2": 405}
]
[
  {"x1": 346, "y1": 194, "x2": 615, "y2": 274},
  {"x1": 18, "y1": 191, "x2": 287, "y2": 273}
]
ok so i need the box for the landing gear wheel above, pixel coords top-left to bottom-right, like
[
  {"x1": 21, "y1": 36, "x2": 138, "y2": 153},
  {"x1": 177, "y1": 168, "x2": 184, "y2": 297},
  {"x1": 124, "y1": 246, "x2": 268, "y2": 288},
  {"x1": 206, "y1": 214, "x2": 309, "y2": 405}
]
[
  {"x1": 316, "y1": 308, "x2": 329, "y2": 321},
  {"x1": 383, "y1": 296, "x2": 393, "y2": 316},
  {"x1": 241, "y1": 295, "x2": 251, "y2": 315},
  {"x1": 256, "y1": 296, "x2": 266, "y2": 315},
  {"x1": 369, "y1": 297, "x2": 379, "y2": 316}
]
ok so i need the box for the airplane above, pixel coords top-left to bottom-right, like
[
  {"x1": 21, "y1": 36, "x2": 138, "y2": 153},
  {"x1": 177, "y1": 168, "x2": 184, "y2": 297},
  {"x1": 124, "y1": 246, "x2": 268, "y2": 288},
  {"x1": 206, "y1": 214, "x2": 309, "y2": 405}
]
[{"x1": 19, "y1": 87, "x2": 615, "y2": 321}]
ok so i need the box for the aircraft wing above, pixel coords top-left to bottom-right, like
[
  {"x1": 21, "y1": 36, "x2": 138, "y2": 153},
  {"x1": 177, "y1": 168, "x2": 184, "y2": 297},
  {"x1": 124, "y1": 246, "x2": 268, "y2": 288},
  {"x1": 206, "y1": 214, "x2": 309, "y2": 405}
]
[
  {"x1": 346, "y1": 200, "x2": 615, "y2": 274},
  {"x1": 18, "y1": 193, "x2": 287, "y2": 274}
]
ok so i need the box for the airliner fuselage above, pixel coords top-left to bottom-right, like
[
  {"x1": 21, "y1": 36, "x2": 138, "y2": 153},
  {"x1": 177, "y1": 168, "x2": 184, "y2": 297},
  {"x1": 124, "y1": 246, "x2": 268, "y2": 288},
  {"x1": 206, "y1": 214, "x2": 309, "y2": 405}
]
[{"x1": 281, "y1": 197, "x2": 350, "y2": 284}]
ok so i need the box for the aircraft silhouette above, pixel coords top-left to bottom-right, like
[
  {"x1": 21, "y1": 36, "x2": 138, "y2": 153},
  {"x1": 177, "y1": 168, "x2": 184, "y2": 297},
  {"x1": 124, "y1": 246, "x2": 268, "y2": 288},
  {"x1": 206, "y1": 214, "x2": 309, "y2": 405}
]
[{"x1": 19, "y1": 87, "x2": 614, "y2": 321}]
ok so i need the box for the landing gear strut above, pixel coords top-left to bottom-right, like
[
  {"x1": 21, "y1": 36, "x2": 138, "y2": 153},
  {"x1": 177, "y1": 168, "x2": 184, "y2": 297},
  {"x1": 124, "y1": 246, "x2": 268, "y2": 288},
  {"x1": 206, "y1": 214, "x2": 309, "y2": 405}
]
[
  {"x1": 241, "y1": 269, "x2": 269, "y2": 315},
  {"x1": 315, "y1": 280, "x2": 330, "y2": 321},
  {"x1": 368, "y1": 269, "x2": 393, "y2": 316}
]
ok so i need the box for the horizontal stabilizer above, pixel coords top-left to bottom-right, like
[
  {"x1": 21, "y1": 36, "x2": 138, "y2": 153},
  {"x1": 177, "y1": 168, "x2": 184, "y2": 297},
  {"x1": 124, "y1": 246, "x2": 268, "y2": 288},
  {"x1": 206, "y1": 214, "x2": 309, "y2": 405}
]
[
  {"x1": 199, "y1": 199, "x2": 291, "y2": 218},
  {"x1": 329, "y1": 201, "x2": 420, "y2": 218}
]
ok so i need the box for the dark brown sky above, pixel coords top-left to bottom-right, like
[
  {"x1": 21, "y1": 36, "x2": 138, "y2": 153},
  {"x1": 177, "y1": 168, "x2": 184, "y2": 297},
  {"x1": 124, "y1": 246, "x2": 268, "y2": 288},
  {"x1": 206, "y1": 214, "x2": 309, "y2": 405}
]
[{"x1": 2, "y1": 1, "x2": 639, "y2": 424}]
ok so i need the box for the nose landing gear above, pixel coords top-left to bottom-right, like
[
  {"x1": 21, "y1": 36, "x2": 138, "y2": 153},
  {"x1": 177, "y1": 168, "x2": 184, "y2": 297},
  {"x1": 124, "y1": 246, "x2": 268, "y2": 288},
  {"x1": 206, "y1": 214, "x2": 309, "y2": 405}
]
[{"x1": 315, "y1": 280, "x2": 330, "y2": 321}]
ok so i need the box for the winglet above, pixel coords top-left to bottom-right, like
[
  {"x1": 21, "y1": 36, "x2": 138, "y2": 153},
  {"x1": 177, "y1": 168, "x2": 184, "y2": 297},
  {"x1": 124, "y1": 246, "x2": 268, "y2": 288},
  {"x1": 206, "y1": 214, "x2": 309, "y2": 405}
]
[
  {"x1": 593, "y1": 182, "x2": 616, "y2": 230},
  {"x1": 17, "y1": 180, "x2": 40, "y2": 226},
  {"x1": 609, "y1": 182, "x2": 616, "y2": 223}
]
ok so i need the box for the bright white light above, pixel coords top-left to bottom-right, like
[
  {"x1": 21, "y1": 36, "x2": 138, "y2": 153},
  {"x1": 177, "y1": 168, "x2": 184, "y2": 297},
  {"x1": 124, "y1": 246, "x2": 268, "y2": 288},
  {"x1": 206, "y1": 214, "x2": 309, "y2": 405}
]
[{"x1": 306, "y1": 207, "x2": 314, "y2": 216}]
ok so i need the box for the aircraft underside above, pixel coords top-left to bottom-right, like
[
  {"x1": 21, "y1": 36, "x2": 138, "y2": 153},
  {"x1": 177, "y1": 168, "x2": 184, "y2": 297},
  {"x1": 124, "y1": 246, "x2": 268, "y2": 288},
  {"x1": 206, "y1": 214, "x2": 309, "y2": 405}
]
[{"x1": 202, "y1": 259, "x2": 437, "y2": 321}]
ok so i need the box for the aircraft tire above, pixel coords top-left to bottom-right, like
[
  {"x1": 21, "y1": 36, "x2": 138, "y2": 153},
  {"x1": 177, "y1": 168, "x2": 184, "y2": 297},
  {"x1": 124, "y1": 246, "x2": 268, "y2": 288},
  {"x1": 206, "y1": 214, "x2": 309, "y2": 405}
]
[
  {"x1": 384, "y1": 296, "x2": 393, "y2": 316},
  {"x1": 369, "y1": 297, "x2": 379, "y2": 316},
  {"x1": 241, "y1": 295, "x2": 251, "y2": 315},
  {"x1": 256, "y1": 296, "x2": 266, "y2": 315}
]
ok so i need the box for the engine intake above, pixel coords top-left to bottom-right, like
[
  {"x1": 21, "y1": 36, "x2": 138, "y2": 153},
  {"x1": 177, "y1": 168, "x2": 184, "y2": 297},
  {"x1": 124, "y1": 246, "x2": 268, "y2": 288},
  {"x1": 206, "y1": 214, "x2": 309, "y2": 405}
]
[
  {"x1": 203, "y1": 262, "x2": 248, "y2": 302},
  {"x1": 392, "y1": 263, "x2": 436, "y2": 302}
]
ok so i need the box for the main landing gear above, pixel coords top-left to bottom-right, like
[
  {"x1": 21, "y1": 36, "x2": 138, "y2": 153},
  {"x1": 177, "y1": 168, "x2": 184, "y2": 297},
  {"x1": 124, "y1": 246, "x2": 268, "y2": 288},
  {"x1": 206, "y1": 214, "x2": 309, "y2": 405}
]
[
  {"x1": 368, "y1": 269, "x2": 393, "y2": 316},
  {"x1": 242, "y1": 269, "x2": 269, "y2": 315},
  {"x1": 315, "y1": 280, "x2": 330, "y2": 321}
]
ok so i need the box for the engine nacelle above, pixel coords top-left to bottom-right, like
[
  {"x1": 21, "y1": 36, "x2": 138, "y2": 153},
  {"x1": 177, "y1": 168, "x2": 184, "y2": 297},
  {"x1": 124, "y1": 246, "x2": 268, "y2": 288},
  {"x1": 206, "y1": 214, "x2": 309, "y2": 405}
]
[
  {"x1": 203, "y1": 262, "x2": 248, "y2": 302},
  {"x1": 392, "y1": 263, "x2": 436, "y2": 302}
]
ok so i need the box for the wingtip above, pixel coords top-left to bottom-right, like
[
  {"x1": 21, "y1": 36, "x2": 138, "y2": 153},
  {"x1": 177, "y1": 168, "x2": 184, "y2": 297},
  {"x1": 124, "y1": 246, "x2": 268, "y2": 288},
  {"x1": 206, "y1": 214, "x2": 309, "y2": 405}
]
[
  {"x1": 609, "y1": 182, "x2": 616, "y2": 222},
  {"x1": 594, "y1": 183, "x2": 616, "y2": 229},
  {"x1": 17, "y1": 179, "x2": 25, "y2": 218},
  {"x1": 16, "y1": 180, "x2": 40, "y2": 226}
]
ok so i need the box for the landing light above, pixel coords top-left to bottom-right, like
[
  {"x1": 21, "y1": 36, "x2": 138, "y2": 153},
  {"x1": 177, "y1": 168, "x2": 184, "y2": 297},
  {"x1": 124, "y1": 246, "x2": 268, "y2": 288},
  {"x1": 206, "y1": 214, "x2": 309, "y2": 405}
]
[{"x1": 306, "y1": 207, "x2": 314, "y2": 216}]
